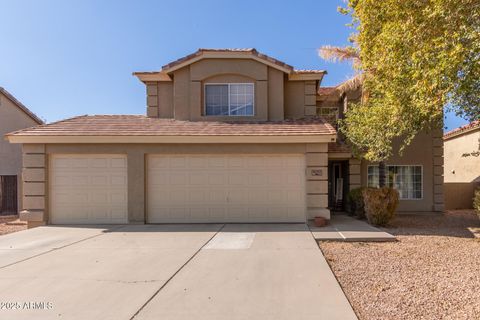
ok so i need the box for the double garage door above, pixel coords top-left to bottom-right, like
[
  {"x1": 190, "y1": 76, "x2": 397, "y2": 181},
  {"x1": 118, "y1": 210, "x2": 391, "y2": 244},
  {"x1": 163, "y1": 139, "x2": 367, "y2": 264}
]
[{"x1": 50, "y1": 154, "x2": 306, "y2": 224}]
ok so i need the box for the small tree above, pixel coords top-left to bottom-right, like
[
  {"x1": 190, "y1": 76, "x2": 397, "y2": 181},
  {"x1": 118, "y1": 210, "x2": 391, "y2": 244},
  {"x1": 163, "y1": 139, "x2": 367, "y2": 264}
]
[{"x1": 320, "y1": 0, "x2": 480, "y2": 181}]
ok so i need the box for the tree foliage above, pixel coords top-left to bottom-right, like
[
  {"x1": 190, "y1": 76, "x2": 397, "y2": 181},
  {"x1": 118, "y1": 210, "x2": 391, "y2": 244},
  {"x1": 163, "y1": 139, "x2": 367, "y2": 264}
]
[{"x1": 333, "y1": 0, "x2": 480, "y2": 162}]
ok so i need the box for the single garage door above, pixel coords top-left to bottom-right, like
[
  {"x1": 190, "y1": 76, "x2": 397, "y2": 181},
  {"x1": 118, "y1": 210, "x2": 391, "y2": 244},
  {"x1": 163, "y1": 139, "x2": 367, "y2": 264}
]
[
  {"x1": 50, "y1": 154, "x2": 128, "y2": 224},
  {"x1": 147, "y1": 154, "x2": 305, "y2": 223}
]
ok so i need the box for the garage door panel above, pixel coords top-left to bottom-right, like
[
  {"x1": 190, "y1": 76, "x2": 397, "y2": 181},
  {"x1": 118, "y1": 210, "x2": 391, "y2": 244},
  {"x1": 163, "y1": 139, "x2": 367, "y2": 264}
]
[
  {"x1": 111, "y1": 175, "x2": 127, "y2": 186},
  {"x1": 248, "y1": 173, "x2": 267, "y2": 186},
  {"x1": 208, "y1": 189, "x2": 227, "y2": 203},
  {"x1": 91, "y1": 158, "x2": 109, "y2": 168},
  {"x1": 170, "y1": 156, "x2": 187, "y2": 168},
  {"x1": 287, "y1": 207, "x2": 305, "y2": 218},
  {"x1": 169, "y1": 172, "x2": 187, "y2": 185},
  {"x1": 147, "y1": 154, "x2": 305, "y2": 223},
  {"x1": 111, "y1": 157, "x2": 127, "y2": 168},
  {"x1": 287, "y1": 173, "x2": 303, "y2": 185},
  {"x1": 268, "y1": 207, "x2": 287, "y2": 218},
  {"x1": 267, "y1": 190, "x2": 284, "y2": 203},
  {"x1": 188, "y1": 156, "x2": 207, "y2": 168},
  {"x1": 71, "y1": 158, "x2": 89, "y2": 168},
  {"x1": 188, "y1": 190, "x2": 207, "y2": 203},
  {"x1": 209, "y1": 208, "x2": 226, "y2": 219},
  {"x1": 50, "y1": 155, "x2": 128, "y2": 224},
  {"x1": 208, "y1": 157, "x2": 226, "y2": 168},
  {"x1": 226, "y1": 157, "x2": 243, "y2": 168},
  {"x1": 207, "y1": 173, "x2": 225, "y2": 185},
  {"x1": 228, "y1": 173, "x2": 247, "y2": 185}
]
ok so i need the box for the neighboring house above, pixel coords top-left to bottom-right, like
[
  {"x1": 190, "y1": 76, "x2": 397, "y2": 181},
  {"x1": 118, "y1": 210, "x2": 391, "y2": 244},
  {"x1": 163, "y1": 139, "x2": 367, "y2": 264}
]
[
  {"x1": 0, "y1": 87, "x2": 43, "y2": 215},
  {"x1": 6, "y1": 49, "x2": 443, "y2": 228},
  {"x1": 443, "y1": 121, "x2": 480, "y2": 209}
]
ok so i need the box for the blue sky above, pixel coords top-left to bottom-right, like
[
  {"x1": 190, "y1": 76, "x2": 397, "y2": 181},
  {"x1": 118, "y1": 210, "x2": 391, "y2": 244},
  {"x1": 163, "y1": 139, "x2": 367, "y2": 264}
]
[{"x1": 1, "y1": 0, "x2": 467, "y2": 130}]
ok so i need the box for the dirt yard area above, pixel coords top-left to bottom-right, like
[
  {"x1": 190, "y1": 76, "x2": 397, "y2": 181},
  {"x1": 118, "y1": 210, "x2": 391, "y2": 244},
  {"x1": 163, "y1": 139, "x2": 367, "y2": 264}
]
[
  {"x1": 319, "y1": 210, "x2": 480, "y2": 320},
  {"x1": 0, "y1": 215, "x2": 27, "y2": 236}
]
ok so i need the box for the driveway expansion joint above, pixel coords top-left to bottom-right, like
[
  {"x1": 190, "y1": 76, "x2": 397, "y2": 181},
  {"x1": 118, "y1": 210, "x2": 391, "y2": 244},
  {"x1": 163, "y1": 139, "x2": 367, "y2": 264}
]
[
  {"x1": 0, "y1": 225, "x2": 128, "y2": 270},
  {"x1": 129, "y1": 223, "x2": 226, "y2": 320}
]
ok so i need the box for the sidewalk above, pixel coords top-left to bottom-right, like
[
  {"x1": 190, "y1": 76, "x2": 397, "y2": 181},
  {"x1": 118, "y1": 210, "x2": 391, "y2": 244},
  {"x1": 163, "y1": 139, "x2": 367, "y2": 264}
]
[{"x1": 309, "y1": 214, "x2": 396, "y2": 242}]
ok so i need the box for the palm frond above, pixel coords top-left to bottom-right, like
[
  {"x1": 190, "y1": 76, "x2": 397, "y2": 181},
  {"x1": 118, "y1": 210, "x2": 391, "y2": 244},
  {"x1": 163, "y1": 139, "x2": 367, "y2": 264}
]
[
  {"x1": 318, "y1": 45, "x2": 361, "y2": 67},
  {"x1": 336, "y1": 73, "x2": 364, "y2": 93}
]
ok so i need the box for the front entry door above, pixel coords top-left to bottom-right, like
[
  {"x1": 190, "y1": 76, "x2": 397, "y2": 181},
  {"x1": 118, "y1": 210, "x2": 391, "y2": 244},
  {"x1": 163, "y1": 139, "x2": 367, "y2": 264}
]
[{"x1": 328, "y1": 161, "x2": 349, "y2": 212}]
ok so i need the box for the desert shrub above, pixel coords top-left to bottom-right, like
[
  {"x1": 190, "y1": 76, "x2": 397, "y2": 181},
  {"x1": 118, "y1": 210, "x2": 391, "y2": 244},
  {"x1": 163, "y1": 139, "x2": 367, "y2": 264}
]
[
  {"x1": 474, "y1": 188, "x2": 480, "y2": 218},
  {"x1": 347, "y1": 187, "x2": 366, "y2": 219},
  {"x1": 362, "y1": 187, "x2": 399, "y2": 226}
]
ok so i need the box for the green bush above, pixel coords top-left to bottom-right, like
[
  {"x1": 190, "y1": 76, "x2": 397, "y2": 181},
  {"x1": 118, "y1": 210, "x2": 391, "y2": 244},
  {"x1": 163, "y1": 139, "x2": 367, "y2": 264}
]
[
  {"x1": 474, "y1": 188, "x2": 480, "y2": 218},
  {"x1": 362, "y1": 187, "x2": 399, "y2": 226},
  {"x1": 347, "y1": 187, "x2": 367, "y2": 219}
]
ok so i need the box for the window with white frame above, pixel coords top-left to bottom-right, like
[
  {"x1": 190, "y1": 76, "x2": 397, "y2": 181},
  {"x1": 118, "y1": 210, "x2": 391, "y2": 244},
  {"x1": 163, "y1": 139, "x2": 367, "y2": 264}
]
[
  {"x1": 205, "y1": 83, "x2": 254, "y2": 116},
  {"x1": 367, "y1": 165, "x2": 423, "y2": 200}
]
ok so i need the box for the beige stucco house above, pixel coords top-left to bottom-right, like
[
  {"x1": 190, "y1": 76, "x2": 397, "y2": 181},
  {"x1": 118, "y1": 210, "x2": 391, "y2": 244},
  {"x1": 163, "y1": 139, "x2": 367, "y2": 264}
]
[
  {"x1": 6, "y1": 49, "x2": 444, "y2": 228},
  {"x1": 0, "y1": 87, "x2": 43, "y2": 215},
  {"x1": 444, "y1": 121, "x2": 480, "y2": 209}
]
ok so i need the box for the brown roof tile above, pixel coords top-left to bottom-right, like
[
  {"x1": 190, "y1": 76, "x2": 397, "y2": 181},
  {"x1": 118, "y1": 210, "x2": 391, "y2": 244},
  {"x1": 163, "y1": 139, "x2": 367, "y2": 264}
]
[
  {"x1": 317, "y1": 87, "x2": 338, "y2": 96},
  {"x1": 294, "y1": 69, "x2": 327, "y2": 74},
  {"x1": 443, "y1": 120, "x2": 480, "y2": 140},
  {"x1": 8, "y1": 115, "x2": 337, "y2": 137},
  {"x1": 161, "y1": 48, "x2": 294, "y2": 72},
  {"x1": 328, "y1": 141, "x2": 352, "y2": 153}
]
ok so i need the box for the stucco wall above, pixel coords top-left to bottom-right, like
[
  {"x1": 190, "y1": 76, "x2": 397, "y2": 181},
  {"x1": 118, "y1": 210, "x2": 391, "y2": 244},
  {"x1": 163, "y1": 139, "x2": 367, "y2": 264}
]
[
  {"x1": 284, "y1": 81, "x2": 305, "y2": 119},
  {"x1": 360, "y1": 129, "x2": 444, "y2": 212},
  {"x1": 444, "y1": 129, "x2": 480, "y2": 209},
  {"x1": 145, "y1": 58, "x2": 315, "y2": 121},
  {"x1": 20, "y1": 143, "x2": 330, "y2": 225},
  {"x1": 444, "y1": 130, "x2": 480, "y2": 183},
  {"x1": 0, "y1": 93, "x2": 40, "y2": 212}
]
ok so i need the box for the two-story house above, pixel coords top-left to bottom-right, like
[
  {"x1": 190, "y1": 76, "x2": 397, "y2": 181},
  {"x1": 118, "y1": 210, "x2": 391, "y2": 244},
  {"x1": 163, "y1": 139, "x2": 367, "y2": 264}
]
[
  {"x1": 0, "y1": 87, "x2": 43, "y2": 216},
  {"x1": 6, "y1": 49, "x2": 444, "y2": 228}
]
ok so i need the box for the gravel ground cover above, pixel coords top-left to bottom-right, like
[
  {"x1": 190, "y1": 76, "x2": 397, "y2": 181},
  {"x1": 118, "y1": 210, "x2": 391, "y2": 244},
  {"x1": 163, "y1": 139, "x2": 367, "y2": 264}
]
[
  {"x1": 319, "y1": 210, "x2": 480, "y2": 320},
  {"x1": 0, "y1": 215, "x2": 27, "y2": 236}
]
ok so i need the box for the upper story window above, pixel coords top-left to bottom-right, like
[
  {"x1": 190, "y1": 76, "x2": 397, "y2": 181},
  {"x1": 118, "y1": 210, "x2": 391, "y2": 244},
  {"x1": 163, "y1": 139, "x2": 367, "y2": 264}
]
[{"x1": 205, "y1": 83, "x2": 254, "y2": 116}]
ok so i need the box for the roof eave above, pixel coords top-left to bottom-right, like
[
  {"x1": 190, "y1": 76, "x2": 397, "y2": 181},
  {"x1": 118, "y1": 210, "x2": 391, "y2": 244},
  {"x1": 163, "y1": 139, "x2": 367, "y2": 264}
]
[
  {"x1": 443, "y1": 125, "x2": 480, "y2": 140},
  {"x1": 288, "y1": 73, "x2": 326, "y2": 81},
  {"x1": 133, "y1": 72, "x2": 172, "y2": 83},
  {"x1": 6, "y1": 134, "x2": 337, "y2": 144}
]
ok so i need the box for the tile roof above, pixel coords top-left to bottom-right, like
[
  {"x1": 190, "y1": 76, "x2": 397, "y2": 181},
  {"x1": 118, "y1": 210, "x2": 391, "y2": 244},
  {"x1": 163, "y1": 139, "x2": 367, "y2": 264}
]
[
  {"x1": 443, "y1": 120, "x2": 480, "y2": 140},
  {"x1": 293, "y1": 69, "x2": 327, "y2": 74},
  {"x1": 317, "y1": 87, "x2": 338, "y2": 96},
  {"x1": 317, "y1": 74, "x2": 364, "y2": 99},
  {"x1": 0, "y1": 87, "x2": 44, "y2": 124},
  {"x1": 161, "y1": 48, "x2": 294, "y2": 72},
  {"x1": 8, "y1": 115, "x2": 337, "y2": 137}
]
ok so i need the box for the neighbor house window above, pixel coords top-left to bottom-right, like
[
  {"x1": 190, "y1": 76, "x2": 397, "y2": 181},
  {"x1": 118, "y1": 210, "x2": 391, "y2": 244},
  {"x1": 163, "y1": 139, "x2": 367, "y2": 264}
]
[
  {"x1": 367, "y1": 165, "x2": 423, "y2": 200},
  {"x1": 205, "y1": 83, "x2": 254, "y2": 116}
]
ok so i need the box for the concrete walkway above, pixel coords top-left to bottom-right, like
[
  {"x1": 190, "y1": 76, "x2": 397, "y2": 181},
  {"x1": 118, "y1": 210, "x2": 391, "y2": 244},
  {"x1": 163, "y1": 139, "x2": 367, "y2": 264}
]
[
  {"x1": 309, "y1": 214, "x2": 396, "y2": 242},
  {"x1": 0, "y1": 224, "x2": 357, "y2": 320}
]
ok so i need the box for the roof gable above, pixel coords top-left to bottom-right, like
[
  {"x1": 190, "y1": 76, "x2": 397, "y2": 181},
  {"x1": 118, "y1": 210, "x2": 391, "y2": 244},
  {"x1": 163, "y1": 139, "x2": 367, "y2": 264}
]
[
  {"x1": 134, "y1": 48, "x2": 326, "y2": 83},
  {"x1": 161, "y1": 48, "x2": 294, "y2": 74}
]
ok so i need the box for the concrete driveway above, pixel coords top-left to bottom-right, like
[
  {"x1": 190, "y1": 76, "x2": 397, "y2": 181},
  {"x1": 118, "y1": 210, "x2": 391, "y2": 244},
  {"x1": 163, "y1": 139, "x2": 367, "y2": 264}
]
[{"x1": 0, "y1": 224, "x2": 357, "y2": 320}]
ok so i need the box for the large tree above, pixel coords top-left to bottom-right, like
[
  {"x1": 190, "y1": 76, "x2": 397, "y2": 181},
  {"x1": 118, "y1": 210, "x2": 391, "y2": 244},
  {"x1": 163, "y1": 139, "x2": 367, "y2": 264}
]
[{"x1": 320, "y1": 0, "x2": 480, "y2": 172}]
